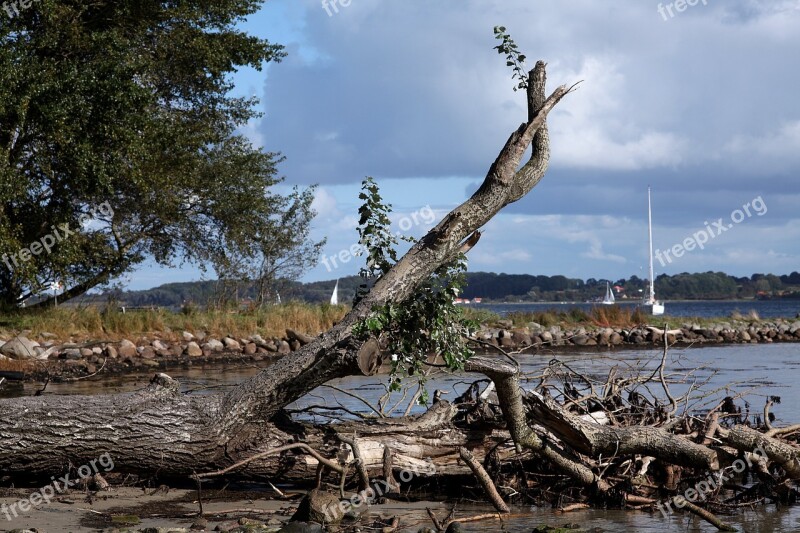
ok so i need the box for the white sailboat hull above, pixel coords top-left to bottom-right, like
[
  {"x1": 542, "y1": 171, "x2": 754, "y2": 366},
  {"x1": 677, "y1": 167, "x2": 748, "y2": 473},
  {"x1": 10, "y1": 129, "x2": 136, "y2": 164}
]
[{"x1": 643, "y1": 302, "x2": 665, "y2": 315}]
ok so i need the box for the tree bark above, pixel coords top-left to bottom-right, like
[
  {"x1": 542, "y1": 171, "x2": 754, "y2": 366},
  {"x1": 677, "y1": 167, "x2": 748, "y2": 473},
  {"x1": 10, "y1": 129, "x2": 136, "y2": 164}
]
[{"x1": 0, "y1": 61, "x2": 575, "y2": 479}]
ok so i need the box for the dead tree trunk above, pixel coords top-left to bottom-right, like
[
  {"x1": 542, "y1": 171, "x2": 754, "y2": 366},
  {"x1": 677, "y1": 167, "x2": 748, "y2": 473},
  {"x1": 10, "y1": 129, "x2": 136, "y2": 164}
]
[{"x1": 0, "y1": 61, "x2": 575, "y2": 479}]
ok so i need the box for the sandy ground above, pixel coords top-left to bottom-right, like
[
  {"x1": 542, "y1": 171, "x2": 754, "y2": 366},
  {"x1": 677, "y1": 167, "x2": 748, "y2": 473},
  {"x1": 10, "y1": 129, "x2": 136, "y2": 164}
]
[{"x1": 0, "y1": 486, "x2": 462, "y2": 532}]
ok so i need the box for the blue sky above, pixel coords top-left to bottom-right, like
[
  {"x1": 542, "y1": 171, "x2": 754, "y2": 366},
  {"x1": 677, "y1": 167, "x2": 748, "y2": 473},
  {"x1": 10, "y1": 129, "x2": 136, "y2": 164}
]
[{"x1": 125, "y1": 0, "x2": 800, "y2": 290}]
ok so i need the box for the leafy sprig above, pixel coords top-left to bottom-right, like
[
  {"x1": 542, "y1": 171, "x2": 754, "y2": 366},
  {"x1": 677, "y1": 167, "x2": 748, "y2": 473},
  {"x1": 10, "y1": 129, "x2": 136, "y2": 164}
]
[{"x1": 493, "y1": 25, "x2": 528, "y2": 91}]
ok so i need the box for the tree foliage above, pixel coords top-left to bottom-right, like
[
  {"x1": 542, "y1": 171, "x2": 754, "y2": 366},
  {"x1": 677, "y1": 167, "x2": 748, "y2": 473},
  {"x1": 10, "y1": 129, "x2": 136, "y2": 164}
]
[
  {"x1": 0, "y1": 0, "x2": 317, "y2": 308},
  {"x1": 351, "y1": 178, "x2": 475, "y2": 403},
  {"x1": 493, "y1": 25, "x2": 528, "y2": 91}
]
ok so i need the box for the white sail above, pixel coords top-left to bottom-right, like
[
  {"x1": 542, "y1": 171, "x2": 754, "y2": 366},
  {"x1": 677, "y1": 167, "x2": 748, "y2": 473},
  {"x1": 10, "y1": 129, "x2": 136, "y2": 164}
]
[
  {"x1": 330, "y1": 279, "x2": 339, "y2": 306},
  {"x1": 645, "y1": 187, "x2": 665, "y2": 315},
  {"x1": 602, "y1": 281, "x2": 615, "y2": 305}
]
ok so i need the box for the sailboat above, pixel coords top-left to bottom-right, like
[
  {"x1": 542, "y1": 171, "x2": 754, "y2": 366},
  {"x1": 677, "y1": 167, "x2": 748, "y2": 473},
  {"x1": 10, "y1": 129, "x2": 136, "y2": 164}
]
[
  {"x1": 643, "y1": 187, "x2": 665, "y2": 316},
  {"x1": 330, "y1": 279, "x2": 339, "y2": 306},
  {"x1": 602, "y1": 282, "x2": 615, "y2": 305}
]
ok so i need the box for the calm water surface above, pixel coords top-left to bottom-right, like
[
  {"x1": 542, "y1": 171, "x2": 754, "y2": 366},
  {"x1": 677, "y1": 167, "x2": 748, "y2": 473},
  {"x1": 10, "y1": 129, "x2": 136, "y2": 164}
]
[{"x1": 480, "y1": 299, "x2": 800, "y2": 319}]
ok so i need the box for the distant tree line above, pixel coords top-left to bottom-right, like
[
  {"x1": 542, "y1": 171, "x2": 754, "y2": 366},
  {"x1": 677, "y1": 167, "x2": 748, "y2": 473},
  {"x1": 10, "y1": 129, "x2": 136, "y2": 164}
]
[{"x1": 70, "y1": 271, "x2": 800, "y2": 309}]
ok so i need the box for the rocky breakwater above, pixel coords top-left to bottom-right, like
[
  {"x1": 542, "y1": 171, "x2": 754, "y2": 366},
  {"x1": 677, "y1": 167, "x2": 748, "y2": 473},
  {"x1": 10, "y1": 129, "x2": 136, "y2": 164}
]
[
  {"x1": 472, "y1": 318, "x2": 800, "y2": 351},
  {"x1": 0, "y1": 328, "x2": 319, "y2": 380}
]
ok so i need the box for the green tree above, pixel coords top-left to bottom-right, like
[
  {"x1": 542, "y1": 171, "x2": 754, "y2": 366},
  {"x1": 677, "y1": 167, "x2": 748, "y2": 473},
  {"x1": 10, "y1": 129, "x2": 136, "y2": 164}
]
[{"x1": 0, "y1": 0, "x2": 314, "y2": 308}]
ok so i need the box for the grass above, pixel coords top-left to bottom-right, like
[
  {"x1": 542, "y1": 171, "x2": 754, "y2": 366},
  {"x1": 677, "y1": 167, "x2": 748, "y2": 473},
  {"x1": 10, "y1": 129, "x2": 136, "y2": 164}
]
[
  {"x1": 0, "y1": 302, "x2": 349, "y2": 343},
  {"x1": 0, "y1": 302, "x2": 784, "y2": 345}
]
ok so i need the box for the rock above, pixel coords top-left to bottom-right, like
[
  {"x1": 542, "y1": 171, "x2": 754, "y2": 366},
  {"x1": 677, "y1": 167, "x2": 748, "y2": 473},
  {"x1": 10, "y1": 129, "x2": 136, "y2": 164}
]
[
  {"x1": 190, "y1": 518, "x2": 208, "y2": 530},
  {"x1": 215, "y1": 520, "x2": 241, "y2": 532},
  {"x1": 118, "y1": 339, "x2": 137, "y2": 358},
  {"x1": 63, "y1": 348, "x2": 82, "y2": 360},
  {"x1": 498, "y1": 336, "x2": 515, "y2": 348},
  {"x1": 182, "y1": 331, "x2": 195, "y2": 342},
  {"x1": 185, "y1": 342, "x2": 203, "y2": 357},
  {"x1": 279, "y1": 522, "x2": 324, "y2": 533},
  {"x1": 222, "y1": 337, "x2": 242, "y2": 351},
  {"x1": 140, "y1": 359, "x2": 159, "y2": 368},
  {"x1": 609, "y1": 332, "x2": 623, "y2": 345},
  {"x1": 289, "y1": 339, "x2": 302, "y2": 351},
  {"x1": 152, "y1": 340, "x2": 169, "y2": 351},
  {"x1": 105, "y1": 345, "x2": 118, "y2": 359},
  {"x1": 291, "y1": 489, "x2": 341, "y2": 525},
  {"x1": 278, "y1": 340, "x2": 291, "y2": 355},
  {"x1": 140, "y1": 346, "x2": 156, "y2": 359},
  {"x1": 571, "y1": 334, "x2": 589, "y2": 346},
  {"x1": 286, "y1": 329, "x2": 315, "y2": 346},
  {"x1": 445, "y1": 522, "x2": 466, "y2": 533},
  {"x1": 80, "y1": 348, "x2": 94, "y2": 358},
  {"x1": 205, "y1": 339, "x2": 224, "y2": 352},
  {"x1": 243, "y1": 342, "x2": 257, "y2": 355},
  {"x1": 0, "y1": 336, "x2": 40, "y2": 359},
  {"x1": 497, "y1": 319, "x2": 513, "y2": 329},
  {"x1": 540, "y1": 331, "x2": 553, "y2": 344},
  {"x1": 511, "y1": 329, "x2": 532, "y2": 346}
]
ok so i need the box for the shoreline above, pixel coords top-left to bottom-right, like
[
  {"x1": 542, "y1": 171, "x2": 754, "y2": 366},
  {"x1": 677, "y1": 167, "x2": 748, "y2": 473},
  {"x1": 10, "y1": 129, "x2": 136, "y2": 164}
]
[{"x1": 2, "y1": 316, "x2": 800, "y2": 383}]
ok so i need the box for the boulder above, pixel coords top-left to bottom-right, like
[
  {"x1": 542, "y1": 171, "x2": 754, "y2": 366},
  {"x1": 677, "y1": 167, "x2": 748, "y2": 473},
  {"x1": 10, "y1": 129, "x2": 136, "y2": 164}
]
[
  {"x1": 291, "y1": 489, "x2": 341, "y2": 525},
  {"x1": 222, "y1": 337, "x2": 242, "y2": 351},
  {"x1": 182, "y1": 331, "x2": 195, "y2": 342},
  {"x1": 0, "y1": 336, "x2": 40, "y2": 359},
  {"x1": 278, "y1": 340, "x2": 291, "y2": 355},
  {"x1": 63, "y1": 348, "x2": 82, "y2": 360},
  {"x1": 204, "y1": 339, "x2": 224, "y2": 352},
  {"x1": 152, "y1": 340, "x2": 169, "y2": 351},
  {"x1": 243, "y1": 342, "x2": 257, "y2": 355},
  {"x1": 140, "y1": 346, "x2": 156, "y2": 359},
  {"x1": 118, "y1": 339, "x2": 137, "y2": 358},
  {"x1": 571, "y1": 334, "x2": 589, "y2": 346},
  {"x1": 105, "y1": 345, "x2": 118, "y2": 359},
  {"x1": 185, "y1": 342, "x2": 203, "y2": 357}
]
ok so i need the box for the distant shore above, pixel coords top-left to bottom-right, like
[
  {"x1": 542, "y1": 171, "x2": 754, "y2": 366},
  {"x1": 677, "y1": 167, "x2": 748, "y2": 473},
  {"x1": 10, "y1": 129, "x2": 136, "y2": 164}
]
[{"x1": 1, "y1": 303, "x2": 799, "y2": 383}]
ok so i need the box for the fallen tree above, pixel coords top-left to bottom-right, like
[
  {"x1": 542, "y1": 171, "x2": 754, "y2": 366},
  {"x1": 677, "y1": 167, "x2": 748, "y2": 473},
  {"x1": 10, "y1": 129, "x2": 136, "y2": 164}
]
[{"x1": 0, "y1": 55, "x2": 574, "y2": 477}]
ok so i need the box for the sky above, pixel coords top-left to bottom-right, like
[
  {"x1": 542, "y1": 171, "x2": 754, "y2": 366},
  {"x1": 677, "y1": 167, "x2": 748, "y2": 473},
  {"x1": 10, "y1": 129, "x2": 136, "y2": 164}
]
[{"x1": 126, "y1": 0, "x2": 800, "y2": 290}]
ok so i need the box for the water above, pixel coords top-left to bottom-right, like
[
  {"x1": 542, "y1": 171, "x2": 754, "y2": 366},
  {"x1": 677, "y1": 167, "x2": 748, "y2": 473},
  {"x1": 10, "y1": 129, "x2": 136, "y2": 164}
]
[
  {"x1": 477, "y1": 299, "x2": 800, "y2": 319},
  {"x1": 4, "y1": 343, "x2": 800, "y2": 531}
]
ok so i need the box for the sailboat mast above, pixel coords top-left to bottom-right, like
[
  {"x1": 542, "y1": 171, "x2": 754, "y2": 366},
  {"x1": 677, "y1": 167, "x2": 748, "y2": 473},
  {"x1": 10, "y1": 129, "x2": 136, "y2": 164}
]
[{"x1": 648, "y1": 186, "x2": 655, "y2": 302}]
